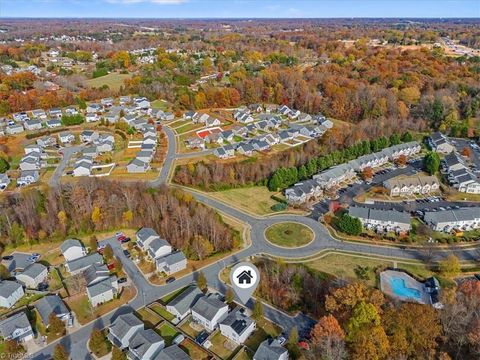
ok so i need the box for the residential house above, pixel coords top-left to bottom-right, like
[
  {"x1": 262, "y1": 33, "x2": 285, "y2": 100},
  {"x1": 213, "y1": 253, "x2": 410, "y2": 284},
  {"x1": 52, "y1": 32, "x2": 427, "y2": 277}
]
[
  {"x1": 58, "y1": 131, "x2": 75, "y2": 144},
  {"x1": 183, "y1": 111, "x2": 196, "y2": 120},
  {"x1": 251, "y1": 139, "x2": 270, "y2": 152},
  {"x1": 24, "y1": 144, "x2": 41, "y2": 155},
  {"x1": 73, "y1": 161, "x2": 92, "y2": 177},
  {"x1": 127, "y1": 329, "x2": 165, "y2": 360},
  {"x1": 313, "y1": 163, "x2": 356, "y2": 189},
  {"x1": 0, "y1": 173, "x2": 10, "y2": 191},
  {"x1": 86, "y1": 113, "x2": 99, "y2": 122},
  {"x1": 430, "y1": 132, "x2": 455, "y2": 154},
  {"x1": 285, "y1": 179, "x2": 323, "y2": 205},
  {"x1": 12, "y1": 112, "x2": 28, "y2": 122},
  {"x1": 80, "y1": 130, "x2": 99, "y2": 143},
  {"x1": 86, "y1": 103, "x2": 102, "y2": 114},
  {"x1": 108, "y1": 313, "x2": 144, "y2": 349},
  {"x1": 288, "y1": 109, "x2": 301, "y2": 119},
  {"x1": 101, "y1": 98, "x2": 114, "y2": 107},
  {"x1": 205, "y1": 132, "x2": 223, "y2": 145},
  {"x1": 442, "y1": 152, "x2": 480, "y2": 194},
  {"x1": 0, "y1": 281, "x2": 24, "y2": 308},
  {"x1": 0, "y1": 312, "x2": 33, "y2": 343},
  {"x1": 383, "y1": 175, "x2": 440, "y2": 197},
  {"x1": 136, "y1": 228, "x2": 161, "y2": 249},
  {"x1": 265, "y1": 104, "x2": 278, "y2": 113},
  {"x1": 136, "y1": 151, "x2": 154, "y2": 163},
  {"x1": 192, "y1": 113, "x2": 209, "y2": 124},
  {"x1": 127, "y1": 158, "x2": 150, "y2": 173},
  {"x1": 6, "y1": 124, "x2": 24, "y2": 135},
  {"x1": 36, "y1": 135, "x2": 57, "y2": 148},
  {"x1": 49, "y1": 108, "x2": 63, "y2": 119},
  {"x1": 236, "y1": 143, "x2": 254, "y2": 156},
  {"x1": 214, "y1": 146, "x2": 235, "y2": 159},
  {"x1": 297, "y1": 113, "x2": 312, "y2": 122},
  {"x1": 349, "y1": 206, "x2": 411, "y2": 233},
  {"x1": 263, "y1": 133, "x2": 280, "y2": 146},
  {"x1": 147, "y1": 238, "x2": 172, "y2": 260},
  {"x1": 191, "y1": 294, "x2": 229, "y2": 331},
  {"x1": 104, "y1": 107, "x2": 122, "y2": 123},
  {"x1": 31, "y1": 109, "x2": 47, "y2": 120},
  {"x1": 253, "y1": 339, "x2": 288, "y2": 360},
  {"x1": 166, "y1": 286, "x2": 203, "y2": 321},
  {"x1": 17, "y1": 170, "x2": 40, "y2": 186},
  {"x1": 219, "y1": 308, "x2": 256, "y2": 344},
  {"x1": 131, "y1": 118, "x2": 148, "y2": 130},
  {"x1": 278, "y1": 105, "x2": 291, "y2": 116},
  {"x1": 46, "y1": 118, "x2": 62, "y2": 128},
  {"x1": 119, "y1": 96, "x2": 131, "y2": 105},
  {"x1": 34, "y1": 295, "x2": 71, "y2": 327},
  {"x1": 65, "y1": 253, "x2": 103, "y2": 275},
  {"x1": 84, "y1": 263, "x2": 111, "y2": 287},
  {"x1": 205, "y1": 116, "x2": 221, "y2": 128},
  {"x1": 65, "y1": 107, "x2": 78, "y2": 116},
  {"x1": 87, "y1": 276, "x2": 118, "y2": 307},
  {"x1": 185, "y1": 137, "x2": 205, "y2": 150},
  {"x1": 24, "y1": 119, "x2": 43, "y2": 131},
  {"x1": 16, "y1": 263, "x2": 48, "y2": 289},
  {"x1": 142, "y1": 135, "x2": 157, "y2": 146},
  {"x1": 156, "y1": 345, "x2": 192, "y2": 360},
  {"x1": 234, "y1": 111, "x2": 254, "y2": 124},
  {"x1": 155, "y1": 251, "x2": 187, "y2": 275},
  {"x1": 423, "y1": 207, "x2": 480, "y2": 232}
]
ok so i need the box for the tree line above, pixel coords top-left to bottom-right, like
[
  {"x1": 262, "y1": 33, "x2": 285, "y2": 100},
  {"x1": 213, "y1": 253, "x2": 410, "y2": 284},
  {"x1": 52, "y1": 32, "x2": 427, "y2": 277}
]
[
  {"x1": 267, "y1": 132, "x2": 413, "y2": 191},
  {"x1": 0, "y1": 179, "x2": 237, "y2": 258}
]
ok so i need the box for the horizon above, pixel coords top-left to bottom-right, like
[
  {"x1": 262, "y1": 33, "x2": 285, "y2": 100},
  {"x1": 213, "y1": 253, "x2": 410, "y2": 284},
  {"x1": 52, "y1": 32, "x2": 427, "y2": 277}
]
[{"x1": 1, "y1": 0, "x2": 479, "y2": 19}]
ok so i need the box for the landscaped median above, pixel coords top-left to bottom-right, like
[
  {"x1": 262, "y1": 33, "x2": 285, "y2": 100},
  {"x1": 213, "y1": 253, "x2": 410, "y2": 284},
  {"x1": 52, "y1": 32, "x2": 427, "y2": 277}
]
[{"x1": 264, "y1": 222, "x2": 314, "y2": 248}]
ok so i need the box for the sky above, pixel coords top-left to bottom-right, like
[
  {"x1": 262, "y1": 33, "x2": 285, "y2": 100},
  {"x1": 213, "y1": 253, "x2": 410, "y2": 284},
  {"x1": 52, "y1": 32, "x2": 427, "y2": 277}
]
[{"x1": 0, "y1": 0, "x2": 479, "y2": 19}]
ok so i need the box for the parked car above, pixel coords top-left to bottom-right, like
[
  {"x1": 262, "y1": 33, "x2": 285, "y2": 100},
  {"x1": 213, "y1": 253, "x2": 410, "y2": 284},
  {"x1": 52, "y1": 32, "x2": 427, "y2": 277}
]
[
  {"x1": 118, "y1": 277, "x2": 127, "y2": 284},
  {"x1": 97, "y1": 244, "x2": 106, "y2": 254},
  {"x1": 277, "y1": 335, "x2": 287, "y2": 346},
  {"x1": 166, "y1": 277, "x2": 176, "y2": 284},
  {"x1": 123, "y1": 249, "x2": 130, "y2": 258},
  {"x1": 195, "y1": 331, "x2": 209, "y2": 345},
  {"x1": 37, "y1": 283, "x2": 49, "y2": 291},
  {"x1": 107, "y1": 262, "x2": 115, "y2": 271},
  {"x1": 120, "y1": 237, "x2": 131, "y2": 244},
  {"x1": 2, "y1": 255, "x2": 13, "y2": 261}
]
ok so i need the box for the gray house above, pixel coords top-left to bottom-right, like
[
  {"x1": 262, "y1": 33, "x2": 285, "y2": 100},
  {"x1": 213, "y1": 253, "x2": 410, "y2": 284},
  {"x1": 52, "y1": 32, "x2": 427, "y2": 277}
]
[
  {"x1": 127, "y1": 329, "x2": 165, "y2": 360},
  {"x1": 166, "y1": 286, "x2": 203, "y2": 321},
  {"x1": 155, "y1": 252, "x2": 187, "y2": 275},
  {"x1": 84, "y1": 263, "x2": 110, "y2": 286},
  {"x1": 108, "y1": 313, "x2": 144, "y2": 349},
  {"x1": 0, "y1": 311, "x2": 33, "y2": 343},
  {"x1": 219, "y1": 308, "x2": 256, "y2": 344},
  {"x1": 156, "y1": 345, "x2": 192, "y2": 360},
  {"x1": 136, "y1": 227, "x2": 160, "y2": 249},
  {"x1": 87, "y1": 276, "x2": 118, "y2": 307},
  {"x1": 254, "y1": 339, "x2": 288, "y2": 360},
  {"x1": 191, "y1": 294, "x2": 229, "y2": 331},
  {"x1": 127, "y1": 158, "x2": 150, "y2": 173},
  {"x1": 0, "y1": 281, "x2": 24, "y2": 308},
  {"x1": 65, "y1": 253, "x2": 103, "y2": 275},
  {"x1": 34, "y1": 295, "x2": 71, "y2": 327},
  {"x1": 16, "y1": 263, "x2": 48, "y2": 289}
]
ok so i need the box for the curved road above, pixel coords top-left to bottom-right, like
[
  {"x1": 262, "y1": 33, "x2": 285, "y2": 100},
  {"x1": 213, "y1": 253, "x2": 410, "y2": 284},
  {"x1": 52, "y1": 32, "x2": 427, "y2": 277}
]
[{"x1": 33, "y1": 124, "x2": 480, "y2": 359}]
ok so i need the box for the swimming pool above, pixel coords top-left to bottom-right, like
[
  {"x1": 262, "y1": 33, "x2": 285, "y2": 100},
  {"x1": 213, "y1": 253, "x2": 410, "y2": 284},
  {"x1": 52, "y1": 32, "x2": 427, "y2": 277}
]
[{"x1": 390, "y1": 277, "x2": 422, "y2": 301}]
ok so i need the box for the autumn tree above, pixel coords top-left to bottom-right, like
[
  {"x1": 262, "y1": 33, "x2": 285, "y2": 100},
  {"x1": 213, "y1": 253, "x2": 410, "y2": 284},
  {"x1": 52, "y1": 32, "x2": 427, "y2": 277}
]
[
  {"x1": 0, "y1": 264, "x2": 10, "y2": 280},
  {"x1": 4, "y1": 339, "x2": 25, "y2": 356},
  {"x1": 395, "y1": 154, "x2": 407, "y2": 167},
  {"x1": 103, "y1": 244, "x2": 114, "y2": 262},
  {"x1": 53, "y1": 344, "x2": 69, "y2": 360},
  {"x1": 112, "y1": 346, "x2": 126, "y2": 360},
  {"x1": 89, "y1": 327, "x2": 108, "y2": 357},
  {"x1": 361, "y1": 167, "x2": 373, "y2": 181},
  {"x1": 439, "y1": 255, "x2": 460, "y2": 277},
  {"x1": 310, "y1": 315, "x2": 346, "y2": 360},
  {"x1": 252, "y1": 300, "x2": 264, "y2": 321},
  {"x1": 0, "y1": 157, "x2": 10, "y2": 173},
  {"x1": 225, "y1": 287, "x2": 235, "y2": 304},
  {"x1": 48, "y1": 312, "x2": 66, "y2": 336},
  {"x1": 348, "y1": 324, "x2": 390, "y2": 360},
  {"x1": 91, "y1": 206, "x2": 103, "y2": 229},
  {"x1": 114, "y1": 258, "x2": 123, "y2": 273},
  {"x1": 197, "y1": 271, "x2": 207, "y2": 292},
  {"x1": 89, "y1": 235, "x2": 98, "y2": 252},
  {"x1": 461, "y1": 147, "x2": 472, "y2": 158}
]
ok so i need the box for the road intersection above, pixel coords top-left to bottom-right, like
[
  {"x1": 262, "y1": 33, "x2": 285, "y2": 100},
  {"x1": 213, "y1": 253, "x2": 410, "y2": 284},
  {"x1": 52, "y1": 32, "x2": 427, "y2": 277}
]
[{"x1": 33, "y1": 125, "x2": 480, "y2": 359}]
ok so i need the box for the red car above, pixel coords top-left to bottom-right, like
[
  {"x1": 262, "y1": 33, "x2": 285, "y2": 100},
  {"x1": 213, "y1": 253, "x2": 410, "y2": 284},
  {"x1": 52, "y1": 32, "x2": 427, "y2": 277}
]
[
  {"x1": 107, "y1": 262, "x2": 115, "y2": 271},
  {"x1": 298, "y1": 341, "x2": 310, "y2": 350}
]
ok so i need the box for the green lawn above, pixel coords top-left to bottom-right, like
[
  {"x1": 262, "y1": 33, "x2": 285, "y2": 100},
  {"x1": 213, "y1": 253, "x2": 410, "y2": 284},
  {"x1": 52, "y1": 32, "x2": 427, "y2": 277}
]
[
  {"x1": 179, "y1": 339, "x2": 210, "y2": 360},
  {"x1": 179, "y1": 318, "x2": 201, "y2": 338},
  {"x1": 306, "y1": 253, "x2": 435, "y2": 287},
  {"x1": 210, "y1": 187, "x2": 286, "y2": 216},
  {"x1": 245, "y1": 318, "x2": 281, "y2": 351},
  {"x1": 155, "y1": 323, "x2": 179, "y2": 346},
  {"x1": 265, "y1": 222, "x2": 314, "y2": 247},
  {"x1": 135, "y1": 308, "x2": 163, "y2": 328},
  {"x1": 232, "y1": 348, "x2": 254, "y2": 360},
  {"x1": 151, "y1": 99, "x2": 169, "y2": 111},
  {"x1": 175, "y1": 123, "x2": 203, "y2": 135},
  {"x1": 209, "y1": 331, "x2": 239, "y2": 360},
  {"x1": 87, "y1": 73, "x2": 132, "y2": 91},
  {"x1": 161, "y1": 287, "x2": 187, "y2": 304},
  {"x1": 0, "y1": 294, "x2": 44, "y2": 317},
  {"x1": 149, "y1": 303, "x2": 175, "y2": 321}
]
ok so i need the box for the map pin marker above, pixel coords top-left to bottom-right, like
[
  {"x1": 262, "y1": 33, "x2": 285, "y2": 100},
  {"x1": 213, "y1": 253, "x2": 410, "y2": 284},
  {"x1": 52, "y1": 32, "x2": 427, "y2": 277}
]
[{"x1": 230, "y1": 262, "x2": 260, "y2": 304}]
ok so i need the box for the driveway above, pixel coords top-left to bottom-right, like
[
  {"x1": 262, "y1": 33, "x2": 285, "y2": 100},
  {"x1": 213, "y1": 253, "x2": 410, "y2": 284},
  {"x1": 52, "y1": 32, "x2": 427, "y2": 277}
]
[{"x1": 48, "y1": 145, "x2": 84, "y2": 187}]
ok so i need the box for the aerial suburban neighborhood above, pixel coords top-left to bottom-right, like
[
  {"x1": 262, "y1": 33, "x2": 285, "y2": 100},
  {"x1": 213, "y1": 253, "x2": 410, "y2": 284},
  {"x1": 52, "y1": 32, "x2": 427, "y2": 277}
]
[{"x1": 0, "y1": 2, "x2": 479, "y2": 360}]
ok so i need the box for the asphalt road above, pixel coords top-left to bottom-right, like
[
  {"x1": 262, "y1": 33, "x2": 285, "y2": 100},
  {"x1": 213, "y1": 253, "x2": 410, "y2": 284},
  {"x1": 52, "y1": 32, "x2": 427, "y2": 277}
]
[{"x1": 48, "y1": 145, "x2": 84, "y2": 187}]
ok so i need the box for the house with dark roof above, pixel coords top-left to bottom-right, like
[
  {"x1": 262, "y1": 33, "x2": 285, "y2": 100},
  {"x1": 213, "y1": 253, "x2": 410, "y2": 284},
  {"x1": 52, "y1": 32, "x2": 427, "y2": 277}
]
[
  {"x1": 147, "y1": 238, "x2": 172, "y2": 260},
  {"x1": 16, "y1": 263, "x2": 48, "y2": 289},
  {"x1": 156, "y1": 345, "x2": 192, "y2": 360},
  {"x1": 429, "y1": 132, "x2": 455, "y2": 154},
  {"x1": 349, "y1": 206, "x2": 411, "y2": 233},
  {"x1": 136, "y1": 227, "x2": 160, "y2": 249},
  {"x1": 127, "y1": 158, "x2": 150, "y2": 173},
  {"x1": 191, "y1": 294, "x2": 229, "y2": 331},
  {"x1": 127, "y1": 328, "x2": 165, "y2": 360},
  {"x1": 108, "y1": 313, "x2": 144, "y2": 349},
  {"x1": 34, "y1": 295, "x2": 71, "y2": 327},
  {"x1": 285, "y1": 179, "x2": 323, "y2": 205},
  {"x1": 84, "y1": 263, "x2": 110, "y2": 286},
  {"x1": 65, "y1": 253, "x2": 103, "y2": 275},
  {"x1": 0, "y1": 281, "x2": 24, "y2": 308},
  {"x1": 219, "y1": 308, "x2": 256, "y2": 344},
  {"x1": 253, "y1": 338, "x2": 288, "y2": 360},
  {"x1": 166, "y1": 286, "x2": 203, "y2": 321},
  {"x1": 60, "y1": 239, "x2": 87, "y2": 262},
  {"x1": 423, "y1": 207, "x2": 480, "y2": 232},
  {"x1": 0, "y1": 311, "x2": 33, "y2": 343}
]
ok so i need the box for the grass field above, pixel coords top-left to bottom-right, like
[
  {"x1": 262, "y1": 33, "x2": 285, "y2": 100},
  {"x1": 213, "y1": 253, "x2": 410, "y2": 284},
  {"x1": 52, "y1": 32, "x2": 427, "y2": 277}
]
[
  {"x1": 149, "y1": 303, "x2": 175, "y2": 321},
  {"x1": 210, "y1": 186, "x2": 286, "y2": 216},
  {"x1": 179, "y1": 339, "x2": 210, "y2": 360},
  {"x1": 209, "y1": 331, "x2": 239, "y2": 359},
  {"x1": 265, "y1": 222, "x2": 314, "y2": 247},
  {"x1": 244, "y1": 318, "x2": 281, "y2": 351},
  {"x1": 155, "y1": 323, "x2": 179, "y2": 346},
  {"x1": 135, "y1": 308, "x2": 163, "y2": 328},
  {"x1": 87, "y1": 73, "x2": 132, "y2": 91},
  {"x1": 232, "y1": 348, "x2": 254, "y2": 360},
  {"x1": 305, "y1": 253, "x2": 435, "y2": 287},
  {"x1": 179, "y1": 318, "x2": 201, "y2": 338},
  {"x1": 151, "y1": 99, "x2": 169, "y2": 111},
  {"x1": 161, "y1": 287, "x2": 188, "y2": 304},
  {"x1": 175, "y1": 123, "x2": 204, "y2": 135}
]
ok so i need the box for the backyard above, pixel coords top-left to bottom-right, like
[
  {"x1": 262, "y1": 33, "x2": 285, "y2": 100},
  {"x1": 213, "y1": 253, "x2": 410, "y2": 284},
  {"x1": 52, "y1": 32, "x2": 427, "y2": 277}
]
[{"x1": 155, "y1": 323, "x2": 179, "y2": 346}]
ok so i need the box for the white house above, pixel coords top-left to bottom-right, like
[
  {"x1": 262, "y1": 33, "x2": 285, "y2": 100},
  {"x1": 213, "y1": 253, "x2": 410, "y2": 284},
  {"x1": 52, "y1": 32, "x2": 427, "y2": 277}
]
[
  {"x1": 191, "y1": 294, "x2": 229, "y2": 332},
  {"x1": 0, "y1": 281, "x2": 24, "y2": 308},
  {"x1": 58, "y1": 132, "x2": 75, "y2": 144},
  {"x1": 87, "y1": 276, "x2": 118, "y2": 307},
  {"x1": 60, "y1": 239, "x2": 87, "y2": 262},
  {"x1": 0, "y1": 173, "x2": 10, "y2": 191},
  {"x1": 16, "y1": 263, "x2": 48, "y2": 289},
  {"x1": 155, "y1": 251, "x2": 187, "y2": 275},
  {"x1": 166, "y1": 286, "x2": 203, "y2": 321},
  {"x1": 17, "y1": 170, "x2": 40, "y2": 186},
  {"x1": 127, "y1": 329, "x2": 165, "y2": 360},
  {"x1": 423, "y1": 207, "x2": 480, "y2": 233},
  {"x1": 108, "y1": 313, "x2": 144, "y2": 349},
  {"x1": 147, "y1": 238, "x2": 172, "y2": 260},
  {"x1": 349, "y1": 206, "x2": 412, "y2": 234},
  {"x1": 220, "y1": 308, "x2": 255, "y2": 344},
  {"x1": 0, "y1": 312, "x2": 34, "y2": 343}
]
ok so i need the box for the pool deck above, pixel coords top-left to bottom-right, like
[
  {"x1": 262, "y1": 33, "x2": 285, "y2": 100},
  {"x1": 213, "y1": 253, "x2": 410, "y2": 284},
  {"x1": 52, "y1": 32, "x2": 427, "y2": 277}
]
[{"x1": 380, "y1": 270, "x2": 431, "y2": 305}]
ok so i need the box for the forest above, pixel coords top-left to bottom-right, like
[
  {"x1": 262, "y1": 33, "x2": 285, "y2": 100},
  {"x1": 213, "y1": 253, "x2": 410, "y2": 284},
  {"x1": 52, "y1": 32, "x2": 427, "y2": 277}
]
[
  {"x1": 0, "y1": 179, "x2": 236, "y2": 259},
  {"x1": 256, "y1": 259, "x2": 480, "y2": 360}
]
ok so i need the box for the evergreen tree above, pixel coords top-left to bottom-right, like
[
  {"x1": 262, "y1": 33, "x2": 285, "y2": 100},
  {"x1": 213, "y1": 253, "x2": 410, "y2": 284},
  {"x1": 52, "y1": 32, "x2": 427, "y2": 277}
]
[
  {"x1": 401, "y1": 131, "x2": 413, "y2": 142},
  {"x1": 423, "y1": 152, "x2": 441, "y2": 175},
  {"x1": 112, "y1": 346, "x2": 126, "y2": 360},
  {"x1": 389, "y1": 134, "x2": 401, "y2": 145},
  {"x1": 252, "y1": 300, "x2": 264, "y2": 320},
  {"x1": 197, "y1": 271, "x2": 207, "y2": 292},
  {"x1": 53, "y1": 344, "x2": 69, "y2": 360}
]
